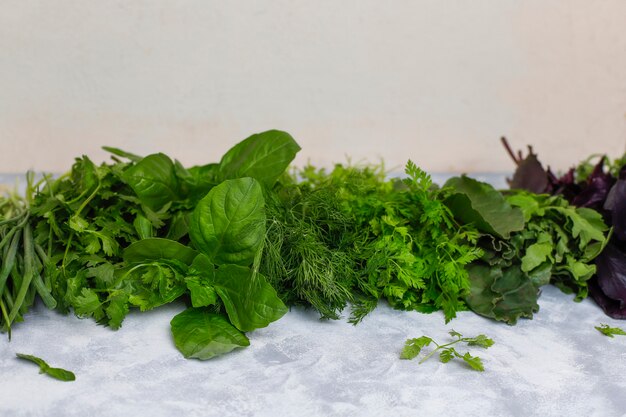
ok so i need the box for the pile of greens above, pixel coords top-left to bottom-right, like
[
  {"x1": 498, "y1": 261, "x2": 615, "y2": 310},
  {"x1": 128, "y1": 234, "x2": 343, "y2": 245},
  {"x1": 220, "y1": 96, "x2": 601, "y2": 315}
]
[
  {"x1": 0, "y1": 131, "x2": 616, "y2": 361},
  {"x1": 503, "y1": 138, "x2": 626, "y2": 319}
]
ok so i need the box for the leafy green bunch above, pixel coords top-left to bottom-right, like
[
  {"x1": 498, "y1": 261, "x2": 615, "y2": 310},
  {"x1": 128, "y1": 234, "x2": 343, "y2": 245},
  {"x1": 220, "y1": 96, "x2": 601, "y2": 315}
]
[
  {"x1": 260, "y1": 175, "x2": 357, "y2": 320},
  {"x1": 0, "y1": 174, "x2": 56, "y2": 336},
  {"x1": 16, "y1": 130, "x2": 300, "y2": 359},
  {"x1": 462, "y1": 190, "x2": 609, "y2": 324},
  {"x1": 292, "y1": 161, "x2": 484, "y2": 323}
]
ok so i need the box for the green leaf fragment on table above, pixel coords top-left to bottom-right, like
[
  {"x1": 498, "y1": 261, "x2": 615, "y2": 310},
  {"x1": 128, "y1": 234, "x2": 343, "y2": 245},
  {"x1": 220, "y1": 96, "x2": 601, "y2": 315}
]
[
  {"x1": 16, "y1": 353, "x2": 75, "y2": 381},
  {"x1": 400, "y1": 330, "x2": 493, "y2": 372},
  {"x1": 439, "y1": 349, "x2": 454, "y2": 363},
  {"x1": 466, "y1": 334, "x2": 495, "y2": 348},
  {"x1": 462, "y1": 352, "x2": 485, "y2": 371},
  {"x1": 595, "y1": 324, "x2": 626, "y2": 338},
  {"x1": 170, "y1": 308, "x2": 250, "y2": 360},
  {"x1": 400, "y1": 336, "x2": 433, "y2": 360}
]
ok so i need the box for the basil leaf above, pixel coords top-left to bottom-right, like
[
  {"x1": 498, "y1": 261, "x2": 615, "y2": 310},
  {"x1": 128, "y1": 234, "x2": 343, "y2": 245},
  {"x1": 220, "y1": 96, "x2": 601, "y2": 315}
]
[
  {"x1": 170, "y1": 308, "x2": 249, "y2": 360},
  {"x1": 214, "y1": 264, "x2": 288, "y2": 332},
  {"x1": 219, "y1": 130, "x2": 301, "y2": 187},
  {"x1": 185, "y1": 254, "x2": 218, "y2": 308},
  {"x1": 16, "y1": 353, "x2": 76, "y2": 382},
  {"x1": 123, "y1": 153, "x2": 180, "y2": 210},
  {"x1": 190, "y1": 178, "x2": 265, "y2": 266},
  {"x1": 123, "y1": 238, "x2": 198, "y2": 265}
]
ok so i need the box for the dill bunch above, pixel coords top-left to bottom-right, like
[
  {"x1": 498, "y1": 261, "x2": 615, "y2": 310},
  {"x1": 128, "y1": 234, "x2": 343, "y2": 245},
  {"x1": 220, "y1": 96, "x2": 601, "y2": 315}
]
[{"x1": 261, "y1": 180, "x2": 357, "y2": 320}]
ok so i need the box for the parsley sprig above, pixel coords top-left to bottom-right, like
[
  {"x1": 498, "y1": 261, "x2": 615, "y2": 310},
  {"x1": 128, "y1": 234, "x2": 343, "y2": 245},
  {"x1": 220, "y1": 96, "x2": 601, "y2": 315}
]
[{"x1": 401, "y1": 330, "x2": 494, "y2": 371}]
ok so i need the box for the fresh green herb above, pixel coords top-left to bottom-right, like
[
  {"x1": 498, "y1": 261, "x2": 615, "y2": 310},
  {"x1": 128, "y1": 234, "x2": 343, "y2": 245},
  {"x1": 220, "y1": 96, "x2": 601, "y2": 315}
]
[
  {"x1": 400, "y1": 330, "x2": 494, "y2": 371},
  {"x1": 0, "y1": 173, "x2": 55, "y2": 337},
  {"x1": 0, "y1": 129, "x2": 618, "y2": 367},
  {"x1": 5, "y1": 130, "x2": 297, "y2": 360},
  {"x1": 170, "y1": 308, "x2": 250, "y2": 360},
  {"x1": 260, "y1": 176, "x2": 357, "y2": 320},
  {"x1": 595, "y1": 324, "x2": 626, "y2": 338},
  {"x1": 16, "y1": 353, "x2": 76, "y2": 381},
  {"x1": 463, "y1": 191, "x2": 609, "y2": 324}
]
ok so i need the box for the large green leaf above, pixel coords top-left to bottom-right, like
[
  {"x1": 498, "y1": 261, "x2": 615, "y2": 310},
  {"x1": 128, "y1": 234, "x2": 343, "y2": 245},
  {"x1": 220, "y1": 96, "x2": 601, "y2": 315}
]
[
  {"x1": 219, "y1": 130, "x2": 301, "y2": 187},
  {"x1": 122, "y1": 153, "x2": 180, "y2": 210},
  {"x1": 214, "y1": 265, "x2": 288, "y2": 332},
  {"x1": 190, "y1": 177, "x2": 265, "y2": 266},
  {"x1": 444, "y1": 175, "x2": 525, "y2": 239},
  {"x1": 465, "y1": 264, "x2": 539, "y2": 325},
  {"x1": 170, "y1": 308, "x2": 249, "y2": 360},
  {"x1": 123, "y1": 238, "x2": 198, "y2": 265}
]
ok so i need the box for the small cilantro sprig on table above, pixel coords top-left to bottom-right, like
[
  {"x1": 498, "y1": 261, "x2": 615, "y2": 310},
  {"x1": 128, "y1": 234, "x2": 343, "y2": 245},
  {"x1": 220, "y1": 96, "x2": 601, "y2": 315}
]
[
  {"x1": 595, "y1": 324, "x2": 626, "y2": 338},
  {"x1": 400, "y1": 330, "x2": 494, "y2": 371}
]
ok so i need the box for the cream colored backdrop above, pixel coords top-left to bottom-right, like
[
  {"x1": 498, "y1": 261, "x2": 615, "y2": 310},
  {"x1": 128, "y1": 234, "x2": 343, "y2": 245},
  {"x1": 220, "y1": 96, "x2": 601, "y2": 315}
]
[{"x1": 1, "y1": 1, "x2": 625, "y2": 173}]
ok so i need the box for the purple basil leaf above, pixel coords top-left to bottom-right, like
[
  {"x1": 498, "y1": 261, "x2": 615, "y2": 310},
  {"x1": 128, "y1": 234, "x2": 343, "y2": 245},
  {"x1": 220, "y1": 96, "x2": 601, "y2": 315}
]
[
  {"x1": 604, "y1": 179, "x2": 626, "y2": 241},
  {"x1": 508, "y1": 149, "x2": 548, "y2": 193},
  {"x1": 571, "y1": 157, "x2": 615, "y2": 210},
  {"x1": 590, "y1": 244, "x2": 626, "y2": 319}
]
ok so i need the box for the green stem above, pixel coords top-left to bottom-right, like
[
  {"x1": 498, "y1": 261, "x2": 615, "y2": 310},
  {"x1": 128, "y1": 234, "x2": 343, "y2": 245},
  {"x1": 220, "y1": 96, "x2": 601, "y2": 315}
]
[
  {"x1": 0, "y1": 229, "x2": 22, "y2": 296},
  {"x1": 417, "y1": 338, "x2": 462, "y2": 364},
  {"x1": 0, "y1": 297, "x2": 11, "y2": 339},
  {"x1": 8, "y1": 224, "x2": 35, "y2": 324}
]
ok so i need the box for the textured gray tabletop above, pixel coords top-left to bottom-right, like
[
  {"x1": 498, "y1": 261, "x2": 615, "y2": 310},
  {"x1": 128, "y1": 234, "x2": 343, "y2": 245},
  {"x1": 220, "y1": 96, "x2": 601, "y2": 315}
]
[
  {"x1": 1, "y1": 287, "x2": 625, "y2": 417},
  {"x1": 1, "y1": 173, "x2": 625, "y2": 417}
]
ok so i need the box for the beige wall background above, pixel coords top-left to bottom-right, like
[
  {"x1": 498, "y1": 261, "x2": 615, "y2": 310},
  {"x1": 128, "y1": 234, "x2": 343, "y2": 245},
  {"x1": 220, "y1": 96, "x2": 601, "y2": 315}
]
[{"x1": 1, "y1": 1, "x2": 625, "y2": 173}]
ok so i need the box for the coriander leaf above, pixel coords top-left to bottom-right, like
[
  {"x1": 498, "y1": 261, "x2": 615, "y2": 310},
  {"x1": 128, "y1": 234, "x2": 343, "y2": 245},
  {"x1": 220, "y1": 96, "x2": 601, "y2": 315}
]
[
  {"x1": 190, "y1": 178, "x2": 266, "y2": 266},
  {"x1": 16, "y1": 353, "x2": 76, "y2": 381},
  {"x1": 400, "y1": 336, "x2": 432, "y2": 360},
  {"x1": 86, "y1": 262, "x2": 116, "y2": 285},
  {"x1": 73, "y1": 288, "x2": 105, "y2": 320},
  {"x1": 449, "y1": 329, "x2": 462, "y2": 338},
  {"x1": 170, "y1": 308, "x2": 250, "y2": 360},
  {"x1": 401, "y1": 331, "x2": 493, "y2": 371},
  {"x1": 105, "y1": 293, "x2": 130, "y2": 330},
  {"x1": 439, "y1": 349, "x2": 454, "y2": 363},
  {"x1": 462, "y1": 352, "x2": 485, "y2": 372},
  {"x1": 68, "y1": 215, "x2": 89, "y2": 233},
  {"x1": 466, "y1": 334, "x2": 495, "y2": 348},
  {"x1": 595, "y1": 323, "x2": 626, "y2": 338}
]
